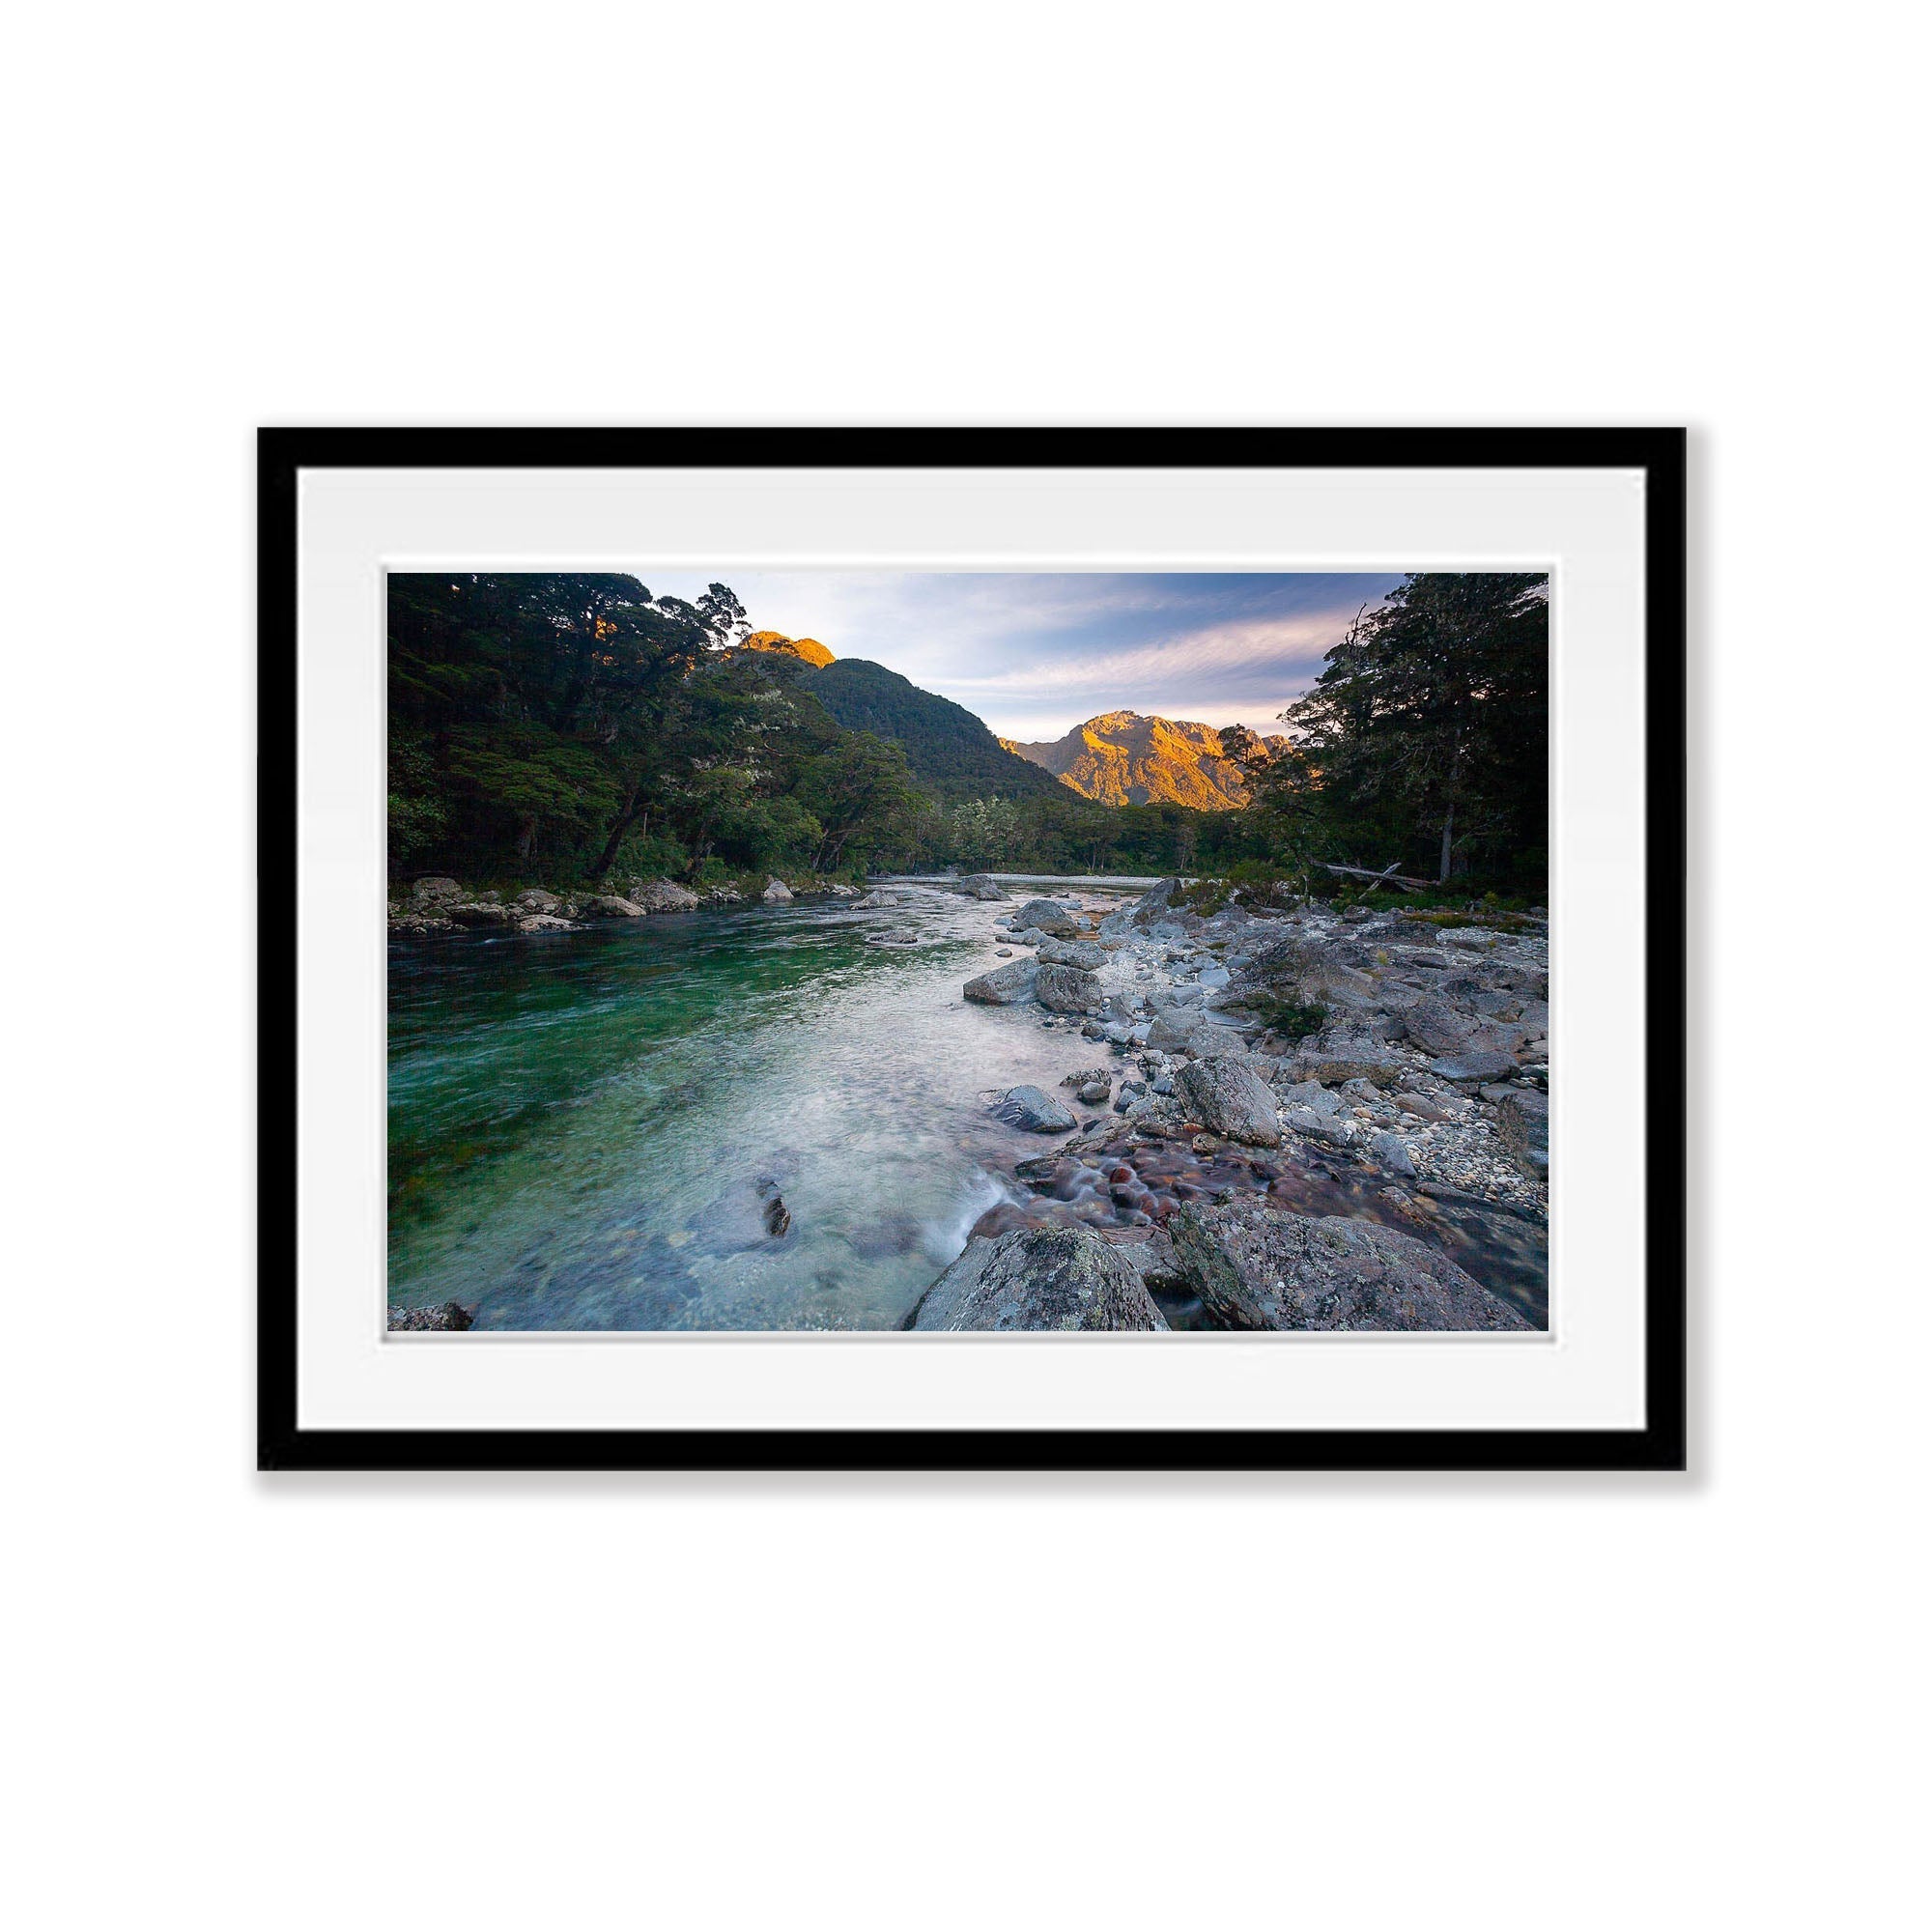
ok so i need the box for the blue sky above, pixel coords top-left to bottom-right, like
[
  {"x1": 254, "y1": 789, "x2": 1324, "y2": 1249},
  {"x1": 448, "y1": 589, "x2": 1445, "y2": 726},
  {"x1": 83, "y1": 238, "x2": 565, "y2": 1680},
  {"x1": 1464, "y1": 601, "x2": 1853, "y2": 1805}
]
[{"x1": 640, "y1": 571, "x2": 1405, "y2": 742}]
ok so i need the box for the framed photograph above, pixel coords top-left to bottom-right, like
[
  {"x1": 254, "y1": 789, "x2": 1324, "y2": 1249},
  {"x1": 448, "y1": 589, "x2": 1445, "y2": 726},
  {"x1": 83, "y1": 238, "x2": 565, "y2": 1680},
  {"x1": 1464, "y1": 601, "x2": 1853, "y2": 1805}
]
[{"x1": 260, "y1": 427, "x2": 1685, "y2": 1471}]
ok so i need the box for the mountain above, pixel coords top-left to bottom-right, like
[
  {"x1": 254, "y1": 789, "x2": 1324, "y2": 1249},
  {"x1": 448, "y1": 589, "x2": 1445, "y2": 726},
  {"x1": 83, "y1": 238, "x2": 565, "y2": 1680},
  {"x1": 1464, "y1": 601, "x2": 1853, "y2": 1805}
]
[
  {"x1": 801, "y1": 660, "x2": 1067, "y2": 803},
  {"x1": 999, "y1": 710, "x2": 1280, "y2": 810},
  {"x1": 739, "y1": 629, "x2": 836, "y2": 668}
]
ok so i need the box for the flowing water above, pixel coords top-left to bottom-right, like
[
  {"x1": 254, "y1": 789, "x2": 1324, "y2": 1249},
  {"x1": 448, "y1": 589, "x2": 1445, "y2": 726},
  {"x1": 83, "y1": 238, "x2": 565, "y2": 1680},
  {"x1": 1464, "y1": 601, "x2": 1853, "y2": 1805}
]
[{"x1": 387, "y1": 882, "x2": 1138, "y2": 1330}]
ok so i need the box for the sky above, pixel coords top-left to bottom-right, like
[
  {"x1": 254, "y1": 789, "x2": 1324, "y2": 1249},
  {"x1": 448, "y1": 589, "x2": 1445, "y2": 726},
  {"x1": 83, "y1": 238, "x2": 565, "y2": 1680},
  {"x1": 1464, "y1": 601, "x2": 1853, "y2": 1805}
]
[{"x1": 638, "y1": 571, "x2": 1406, "y2": 743}]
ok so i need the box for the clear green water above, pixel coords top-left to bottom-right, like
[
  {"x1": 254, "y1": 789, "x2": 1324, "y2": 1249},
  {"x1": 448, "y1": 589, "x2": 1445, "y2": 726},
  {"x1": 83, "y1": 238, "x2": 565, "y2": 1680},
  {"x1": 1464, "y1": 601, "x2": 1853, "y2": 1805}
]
[{"x1": 386, "y1": 887, "x2": 1125, "y2": 1329}]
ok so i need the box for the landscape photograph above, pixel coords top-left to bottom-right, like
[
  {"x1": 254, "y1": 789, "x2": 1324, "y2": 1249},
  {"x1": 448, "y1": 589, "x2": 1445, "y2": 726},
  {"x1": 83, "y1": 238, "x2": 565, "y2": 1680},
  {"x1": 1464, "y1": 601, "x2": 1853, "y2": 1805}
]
[{"x1": 387, "y1": 569, "x2": 1550, "y2": 1333}]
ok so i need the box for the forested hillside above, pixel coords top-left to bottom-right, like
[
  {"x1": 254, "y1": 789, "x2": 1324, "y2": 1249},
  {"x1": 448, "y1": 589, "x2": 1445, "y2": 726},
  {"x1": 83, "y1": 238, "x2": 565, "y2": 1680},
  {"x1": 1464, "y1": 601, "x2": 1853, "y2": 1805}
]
[
  {"x1": 387, "y1": 570, "x2": 1548, "y2": 896},
  {"x1": 801, "y1": 659, "x2": 1066, "y2": 802}
]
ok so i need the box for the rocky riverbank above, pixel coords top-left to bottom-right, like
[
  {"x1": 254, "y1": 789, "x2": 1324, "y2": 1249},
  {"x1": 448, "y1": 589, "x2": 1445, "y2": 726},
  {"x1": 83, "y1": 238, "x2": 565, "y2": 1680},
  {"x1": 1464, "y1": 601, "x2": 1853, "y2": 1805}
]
[
  {"x1": 936, "y1": 874, "x2": 1551, "y2": 1330},
  {"x1": 386, "y1": 870, "x2": 862, "y2": 934},
  {"x1": 385, "y1": 867, "x2": 1549, "y2": 1333}
]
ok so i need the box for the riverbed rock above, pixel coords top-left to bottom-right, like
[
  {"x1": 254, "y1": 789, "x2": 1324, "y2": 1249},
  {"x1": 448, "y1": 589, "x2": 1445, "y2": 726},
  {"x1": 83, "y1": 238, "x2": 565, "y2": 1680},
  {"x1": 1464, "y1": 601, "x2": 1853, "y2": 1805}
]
[
  {"x1": 1077, "y1": 1078, "x2": 1112, "y2": 1104},
  {"x1": 1130, "y1": 877, "x2": 1182, "y2": 927},
  {"x1": 904, "y1": 1225, "x2": 1167, "y2": 1331},
  {"x1": 515, "y1": 913, "x2": 575, "y2": 933},
  {"x1": 866, "y1": 926, "x2": 920, "y2": 947},
  {"x1": 447, "y1": 901, "x2": 514, "y2": 926},
  {"x1": 1290, "y1": 1032, "x2": 1406, "y2": 1087},
  {"x1": 1174, "y1": 1054, "x2": 1284, "y2": 1147},
  {"x1": 956, "y1": 874, "x2": 1009, "y2": 900},
  {"x1": 627, "y1": 876, "x2": 701, "y2": 913},
  {"x1": 1036, "y1": 937, "x2": 1106, "y2": 969},
  {"x1": 1167, "y1": 1196, "x2": 1530, "y2": 1331},
  {"x1": 580, "y1": 894, "x2": 647, "y2": 919},
  {"x1": 512, "y1": 888, "x2": 563, "y2": 913},
  {"x1": 386, "y1": 1299, "x2": 474, "y2": 1332},
  {"x1": 1012, "y1": 898, "x2": 1080, "y2": 937},
  {"x1": 854, "y1": 889, "x2": 902, "y2": 909},
  {"x1": 1369, "y1": 1129, "x2": 1418, "y2": 1179},
  {"x1": 964, "y1": 959, "x2": 1039, "y2": 1005},
  {"x1": 762, "y1": 877, "x2": 794, "y2": 904},
  {"x1": 1035, "y1": 962, "x2": 1103, "y2": 1012},
  {"x1": 1403, "y1": 997, "x2": 1478, "y2": 1057},
  {"x1": 1431, "y1": 1049, "x2": 1518, "y2": 1083},
  {"x1": 410, "y1": 876, "x2": 465, "y2": 907},
  {"x1": 995, "y1": 1085, "x2": 1079, "y2": 1133}
]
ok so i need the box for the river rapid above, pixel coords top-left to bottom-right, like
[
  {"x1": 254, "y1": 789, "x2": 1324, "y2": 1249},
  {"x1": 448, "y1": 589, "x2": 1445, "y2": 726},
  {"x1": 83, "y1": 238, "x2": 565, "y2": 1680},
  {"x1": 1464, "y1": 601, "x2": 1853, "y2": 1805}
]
[{"x1": 387, "y1": 879, "x2": 1146, "y2": 1330}]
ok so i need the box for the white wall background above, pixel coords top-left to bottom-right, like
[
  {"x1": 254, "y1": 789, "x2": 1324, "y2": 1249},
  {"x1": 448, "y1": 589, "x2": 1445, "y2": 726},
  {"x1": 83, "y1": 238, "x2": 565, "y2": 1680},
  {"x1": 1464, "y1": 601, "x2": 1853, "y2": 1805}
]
[{"x1": 4, "y1": 5, "x2": 1925, "y2": 1928}]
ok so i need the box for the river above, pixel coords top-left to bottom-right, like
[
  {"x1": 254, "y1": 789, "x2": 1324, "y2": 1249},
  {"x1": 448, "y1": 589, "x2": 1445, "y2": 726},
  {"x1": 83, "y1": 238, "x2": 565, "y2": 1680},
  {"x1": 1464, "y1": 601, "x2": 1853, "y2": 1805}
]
[{"x1": 387, "y1": 879, "x2": 1141, "y2": 1330}]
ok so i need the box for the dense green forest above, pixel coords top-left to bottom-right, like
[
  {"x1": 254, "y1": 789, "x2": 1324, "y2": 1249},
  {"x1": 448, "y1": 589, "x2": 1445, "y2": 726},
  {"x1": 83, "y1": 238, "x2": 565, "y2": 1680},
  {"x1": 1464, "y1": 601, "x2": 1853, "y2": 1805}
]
[{"x1": 387, "y1": 571, "x2": 1547, "y2": 894}]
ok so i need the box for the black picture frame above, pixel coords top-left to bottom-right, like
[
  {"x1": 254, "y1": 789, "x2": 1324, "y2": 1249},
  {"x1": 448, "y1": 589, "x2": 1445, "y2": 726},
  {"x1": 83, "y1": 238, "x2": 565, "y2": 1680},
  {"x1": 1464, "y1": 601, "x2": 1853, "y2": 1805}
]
[{"x1": 258, "y1": 427, "x2": 1686, "y2": 1473}]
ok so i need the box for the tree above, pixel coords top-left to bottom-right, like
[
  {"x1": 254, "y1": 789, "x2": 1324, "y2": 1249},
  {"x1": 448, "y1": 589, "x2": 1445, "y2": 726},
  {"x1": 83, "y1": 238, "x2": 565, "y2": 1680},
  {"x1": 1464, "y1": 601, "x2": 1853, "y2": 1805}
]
[{"x1": 1282, "y1": 574, "x2": 1548, "y2": 884}]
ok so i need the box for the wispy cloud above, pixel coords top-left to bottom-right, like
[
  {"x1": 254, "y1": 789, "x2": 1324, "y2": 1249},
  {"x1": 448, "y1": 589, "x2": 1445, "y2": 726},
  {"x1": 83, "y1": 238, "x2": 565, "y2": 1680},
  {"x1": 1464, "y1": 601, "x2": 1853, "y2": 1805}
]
[{"x1": 637, "y1": 569, "x2": 1401, "y2": 740}]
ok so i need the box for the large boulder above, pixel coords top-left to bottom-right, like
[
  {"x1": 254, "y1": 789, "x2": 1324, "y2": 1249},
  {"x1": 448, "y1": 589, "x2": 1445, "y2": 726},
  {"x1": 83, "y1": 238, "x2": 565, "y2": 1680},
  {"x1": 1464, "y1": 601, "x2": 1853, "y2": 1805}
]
[
  {"x1": 1181, "y1": 1020, "x2": 1246, "y2": 1059},
  {"x1": 904, "y1": 1226, "x2": 1168, "y2": 1331},
  {"x1": 1012, "y1": 898, "x2": 1081, "y2": 937},
  {"x1": 580, "y1": 894, "x2": 646, "y2": 919},
  {"x1": 1289, "y1": 1032, "x2": 1406, "y2": 1087},
  {"x1": 410, "y1": 876, "x2": 465, "y2": 907},
  {"x1": 956, "y1": 874, "x2": 1009, "y2": 900},
  {"x1": 447, "y1": 902, "x2": 513, "y2": 927},
  {"x1": 1431, "y1": 1049, "x2": 1518, "y2": 1084},
  {"x1": 762, "y1": 877, "x2": 795, "y2": 904},
  {"x1": 1167, "y1": 1197, "x2": 1531, "y2": 1331},
  {"x1": 1175, "y1": 1054, "x2": 1283, "y2": 1147},
  {"x1": 512, "y1": 888, "x2": 562, "y2": 913},
  {"x1": 994, "y1": 1086, "x2": 1079, "y2": 1133},
  {"x1": 515, "y1": 913, "x2": 576, "y2": 933},
  {"x1": 1403, "y1": 997, "x2": 1478, "y2": 1058},
  {"x1": 854, "y1": 889, "x2": 902, "y2": 909},
  {"x1": 1130, "y1": 877, "x2": 1182, "y2": 927},
  {"x1": 1035, "y1": 963, "x2": 1103, "y2": 1012},
  {"x1": 628, "y1": 877, "x2": 701, "y2": 913},
  {"x1": 963, "y1": 959, "x2": 1039, "y2": 1005}
]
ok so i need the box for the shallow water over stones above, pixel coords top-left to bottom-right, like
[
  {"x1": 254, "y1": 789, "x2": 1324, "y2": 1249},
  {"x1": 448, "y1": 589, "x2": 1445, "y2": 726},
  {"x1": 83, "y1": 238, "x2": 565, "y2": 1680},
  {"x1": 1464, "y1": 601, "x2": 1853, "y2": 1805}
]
[{"x1": 387, "y1": 881, "x2": 1137, "y2": 1330}]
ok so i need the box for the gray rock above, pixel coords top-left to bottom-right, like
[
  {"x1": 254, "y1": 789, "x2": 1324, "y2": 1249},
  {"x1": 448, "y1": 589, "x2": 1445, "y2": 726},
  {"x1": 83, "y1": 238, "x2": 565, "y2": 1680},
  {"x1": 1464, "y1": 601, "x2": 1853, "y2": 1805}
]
[
  {"x1": 1278, "y1": 1080, "x2": 1345, "y2": 1117},
  {"x1": 410, "y1": 876, "x2": 465, "y2": 907},
  {"x1": 1167, "y1": 1197, "x2": 1531, "y2": 1331},
  {"x1": 513, "y1": 888, "x2": 562, "y2": 913},
  {"x1": 963, "y1": 959, "x2": 1039, "y2": 1005},
  {"x1": 1290, "y1": 1034, "x2": 1406, "y2": 1087},
  {"x1": 515, "y1": 913, "x2": 575, "y2": 933},
  {"x1": 1012, "y1": 898, "x2": 1080, "y2": 937},
  {"x1": 1369, "y1": 1130, "x2": 1417, "y2": 1179},
  {"x1": 1431, "y1": 1049, "x2": 1518, "y2": 1083},
  {"x1": 580, "y1": 894, "x2": 647, "y2": 919},
  {"x1": 1283, "y1": 1107, "x2": 1354, "y2": 1148},
  {"x1": 1403, "y1": 998, "x2": 1476, "y2": 1057},
  {"x1": 387, "y1": 1299, "x2": 474, "y2": 1331},
  {"x1": 955, "y1": 874, "x2": 1009, "y2": 900},
  {"x1": 854, "y1": 889, "x2": 902, "y2": 909},
  {"x1": 1130, "y1": 878, "x2": 1182, "y2": 927},
  {"x1": 1439, "y1": 926, "x2": 1502, "y2": 949},
  {"x1": 1096, "y1": 903, "x2": 1139, "y2": 937},
  {"x1": 1197, "y1": 964, "x2": 1231, "y2": 987},
  {"x1": 762, "y1": 877, "x2": 795, "y2": 904},
  {"x1": 1184, "y1": 1021, "x2": 1246, "y2": 1060},
  {"x1": 995, "y1": 1085, "x2": 1079, "y2": 1133},
  {"x1": 904, "y1": 1226, "x2": 1168, "y2": 1331},
  {"x1": 1078, "y1": 1079, "x2": 1112, "y2": 1104},
  {"x1": 1036, "y1": 937, "x2": 1106, "y2": 969},
  {"x1": 625, "y1": 876, "x2": 702, "y2": 912},
  {"x1": 1035, "y1": 963, "x2": 1103, "y2": 1012},
  {"x1": 447, "y1": 902, "x2": 514, "y2": 926},
  {"x1": 865, "y1": 927, "x2": 921, "y2": 947},
  {"x1": 1175, "y1": 1054, "x2": 1284, "y2": 1147}
]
